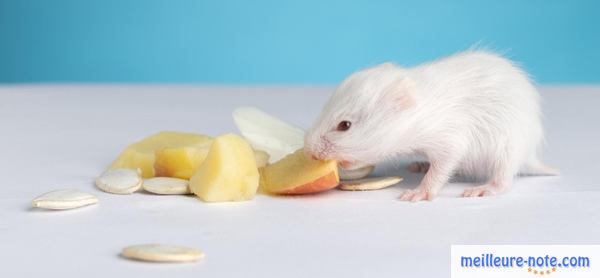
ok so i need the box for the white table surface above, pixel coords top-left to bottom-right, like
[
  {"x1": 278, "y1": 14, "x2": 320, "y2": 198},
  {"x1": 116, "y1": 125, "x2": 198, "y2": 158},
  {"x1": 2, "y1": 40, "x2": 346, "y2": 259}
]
[{"x1": 0, "y1": 85, "x2": 598, "y2": 277}]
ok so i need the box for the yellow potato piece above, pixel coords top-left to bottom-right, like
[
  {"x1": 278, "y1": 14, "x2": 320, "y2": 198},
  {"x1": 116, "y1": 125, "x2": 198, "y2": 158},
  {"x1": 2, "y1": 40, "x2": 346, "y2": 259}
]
[
  {"x1": 189, "y1": 134, "x2": 260, "y2": 202},
  {"x1": 110, "y1": 131, "x2": 212, "y2": 178},
  {"x1": 154, "y1": 146, "x2": 270, "y2": 180},
  {"x1": 154, "y1": 146, "x2": 210, "y2": 179}
]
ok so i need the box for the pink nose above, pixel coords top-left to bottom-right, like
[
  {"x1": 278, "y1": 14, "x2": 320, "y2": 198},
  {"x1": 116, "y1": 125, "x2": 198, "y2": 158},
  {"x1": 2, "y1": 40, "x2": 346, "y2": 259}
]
[{"x1": 311, "y1": 154, "x2": 319, "y2": 160}]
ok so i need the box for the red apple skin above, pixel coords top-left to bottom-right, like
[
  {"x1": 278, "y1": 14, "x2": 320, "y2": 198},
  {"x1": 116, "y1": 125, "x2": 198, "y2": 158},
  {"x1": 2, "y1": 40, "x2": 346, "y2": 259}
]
[{"x1": 276, "y1": 172, "x2": 339, "y2": 195}]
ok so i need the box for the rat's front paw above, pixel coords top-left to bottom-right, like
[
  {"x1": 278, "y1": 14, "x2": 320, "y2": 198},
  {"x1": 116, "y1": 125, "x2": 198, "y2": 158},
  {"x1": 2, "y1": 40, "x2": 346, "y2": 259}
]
[{"x1": 400, "y1": 188, "x2": 436, "y2": 202}]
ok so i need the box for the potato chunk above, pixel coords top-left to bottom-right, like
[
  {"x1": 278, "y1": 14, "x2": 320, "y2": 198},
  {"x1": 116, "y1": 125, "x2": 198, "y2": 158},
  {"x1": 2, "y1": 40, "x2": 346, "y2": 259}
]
[
  {"x1": 154, "y1": 146, "x2": 269, "y2": 179},
  {"x1": 154, "y1": 146, "x2": 210, "y2": 179},
  {"x1": 110, "y1": 131, "x2": 212, "y2": 178},
  {"x1": 189, "y1": 134, "x2": 260, "y2": 202}
]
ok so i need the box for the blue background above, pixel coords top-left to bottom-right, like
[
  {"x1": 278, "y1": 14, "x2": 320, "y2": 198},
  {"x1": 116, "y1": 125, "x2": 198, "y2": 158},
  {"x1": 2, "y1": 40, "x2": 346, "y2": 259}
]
[{"x1": 1, "y1": 0, "x2": 598, "y2": 84}]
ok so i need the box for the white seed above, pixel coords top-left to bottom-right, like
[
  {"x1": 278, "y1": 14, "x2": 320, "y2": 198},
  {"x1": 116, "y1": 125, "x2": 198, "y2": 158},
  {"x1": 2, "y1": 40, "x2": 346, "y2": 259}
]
[
  {"x1": 143, "y1": 177, "x2": 190, "y2": 195},
  {"x1": 339, "y1": 176, "x2": 403, "y2": 191},
  {"x1": 121, "y1": 244, "x2": 205, "y2": 263},
  {"x1": 31, "y1": 189, "x2": 98, "y2": 210},
  {"x1": 95, "y1": 168, "x2": 142, "y2": 194},
  {"x1": 339, "y1": 165, "x2": 375, "y2": 180}
]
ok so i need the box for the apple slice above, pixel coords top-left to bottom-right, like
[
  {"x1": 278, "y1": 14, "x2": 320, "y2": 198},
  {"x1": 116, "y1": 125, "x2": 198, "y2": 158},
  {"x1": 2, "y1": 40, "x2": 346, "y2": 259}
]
[
  {"x1": 189, "y1": 134, "x2": 260, "y2": 202},
  {"x1": 260, "y1": 148, "x2": 339, "y2": 194},
  {"x1": 233, "y1": 106, "x2": 304, "y2": 163}
]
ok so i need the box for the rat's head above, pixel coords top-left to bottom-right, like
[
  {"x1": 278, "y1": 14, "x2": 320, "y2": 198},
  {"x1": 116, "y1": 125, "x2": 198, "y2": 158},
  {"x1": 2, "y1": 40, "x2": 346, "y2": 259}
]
[{"x1": 305, "y1": 63, "x2": 416, "y2": 169}]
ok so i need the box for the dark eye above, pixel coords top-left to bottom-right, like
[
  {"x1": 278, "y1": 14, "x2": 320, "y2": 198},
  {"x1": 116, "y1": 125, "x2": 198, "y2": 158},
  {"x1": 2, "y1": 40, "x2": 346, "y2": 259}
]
[{"x1": 337, "y1": 120, "x2": 352, "y2": 131}]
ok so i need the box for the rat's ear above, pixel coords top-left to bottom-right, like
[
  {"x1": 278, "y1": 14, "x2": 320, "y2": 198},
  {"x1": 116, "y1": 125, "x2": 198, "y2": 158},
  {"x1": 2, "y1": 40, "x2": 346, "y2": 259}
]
[{"x1": 384, "y1": 76, "x2": 416, "y2": 110}]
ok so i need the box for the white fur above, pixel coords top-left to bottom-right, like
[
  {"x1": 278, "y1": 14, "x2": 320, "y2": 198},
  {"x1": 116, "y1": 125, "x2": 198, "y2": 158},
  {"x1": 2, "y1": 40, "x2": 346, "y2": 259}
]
[{"x1": 305, "y1": 50, "x2": 557, "y2": 201}]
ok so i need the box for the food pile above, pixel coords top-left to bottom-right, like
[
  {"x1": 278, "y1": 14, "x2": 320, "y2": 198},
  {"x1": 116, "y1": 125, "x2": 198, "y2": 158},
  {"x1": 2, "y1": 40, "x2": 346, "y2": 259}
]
[
  {"x1": 30, "y1": 106, "x2": 402, "y2": 263},
  {"x1": 93, "y1": 106, "x2": 401, "y2": 202}
]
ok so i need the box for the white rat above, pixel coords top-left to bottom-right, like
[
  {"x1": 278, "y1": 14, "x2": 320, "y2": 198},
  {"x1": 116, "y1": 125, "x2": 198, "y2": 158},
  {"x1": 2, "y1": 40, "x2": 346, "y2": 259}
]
[{"x1": 305, "y1": 50, "x2": 558, "y2": 201}]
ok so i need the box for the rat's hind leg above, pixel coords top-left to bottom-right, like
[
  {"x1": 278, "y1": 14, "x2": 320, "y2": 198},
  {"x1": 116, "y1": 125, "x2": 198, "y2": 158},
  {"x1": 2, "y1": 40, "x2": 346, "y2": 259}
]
[
  {"x1": 462, "y1": 178, "x2": 512, "y2": 197},
  {"x1": 462, "y1": 159, "x2": 517, "y2": 197},
  {"x1": 400, "y1": 157, "x2": 461, "y2": 202},
  {"x1": 407, "y1": 161, "x2": 430, "y2": 173}
]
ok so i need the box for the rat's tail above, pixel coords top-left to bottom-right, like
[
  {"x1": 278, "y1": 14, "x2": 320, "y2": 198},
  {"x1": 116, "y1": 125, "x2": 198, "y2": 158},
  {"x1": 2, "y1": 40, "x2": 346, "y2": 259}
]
[{"x1": 519, "y1": 159, "x2": 560, "y2": 176}]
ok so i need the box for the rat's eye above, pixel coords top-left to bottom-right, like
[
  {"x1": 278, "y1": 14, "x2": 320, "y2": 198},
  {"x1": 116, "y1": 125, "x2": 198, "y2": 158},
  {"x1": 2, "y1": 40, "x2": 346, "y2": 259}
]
[{"x1": 337, "y1": 120, "x2": 352, "y2": 131}]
